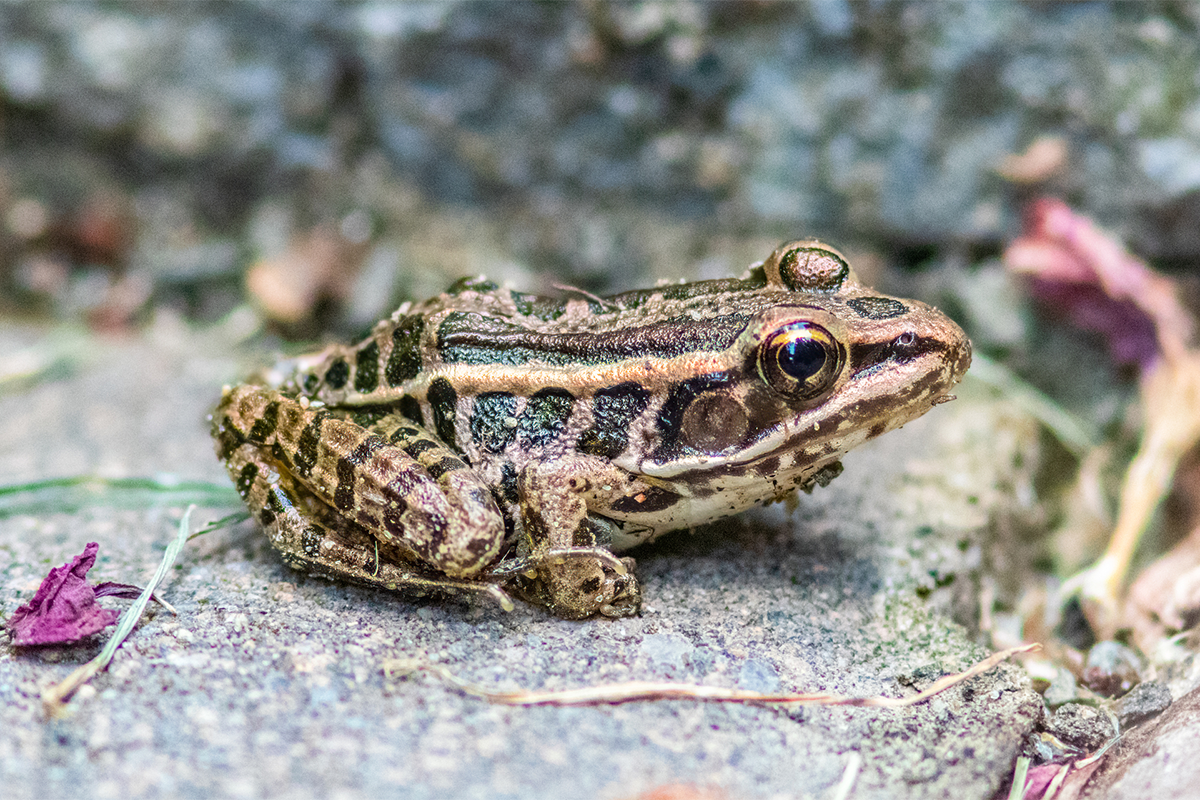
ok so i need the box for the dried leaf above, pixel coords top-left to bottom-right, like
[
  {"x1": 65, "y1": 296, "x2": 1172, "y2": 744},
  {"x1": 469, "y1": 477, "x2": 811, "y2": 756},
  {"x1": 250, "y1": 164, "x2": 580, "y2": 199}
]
[
  {"x1": 246, "y1": 226, "x2": 367, "y2": 324},
  {"x1": 997, "y1": 136, "x2": 1069, "y2": 184},
  {"x1": 1006, "y1": 198, "x2": 1200, "y2": 637},
  {"x1": 1005, "y1": 197, "x2": 1193, "y2": 371},
  {"x1": 41, "y1": 507, "x2": 194, "y2": 715},
  {"x1": 1125, "y1": 523, "x2": 1200, "y2": 651},
  {"x1": 5, "y1": 542, "x2": 119, "y2": 646}
]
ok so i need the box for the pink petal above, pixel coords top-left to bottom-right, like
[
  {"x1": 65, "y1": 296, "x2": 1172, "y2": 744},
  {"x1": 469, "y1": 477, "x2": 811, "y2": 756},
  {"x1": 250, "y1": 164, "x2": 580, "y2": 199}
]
[{"x1": 5, "y1": 542, "x2": 120, "y2": 646}]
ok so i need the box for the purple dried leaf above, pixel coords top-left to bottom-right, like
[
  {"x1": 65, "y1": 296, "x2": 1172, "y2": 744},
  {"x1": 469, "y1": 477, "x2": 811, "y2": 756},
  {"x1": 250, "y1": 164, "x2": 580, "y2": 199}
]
[
  {"x1": 1005, "y1": 198, "x2": 1194, "y2": 374},
  {"x1": 5, "y1": 542, "x2": 120, "y2": 646},
  {"x1": 93, "y1": 581, "x2": 173, "y2": 612}
]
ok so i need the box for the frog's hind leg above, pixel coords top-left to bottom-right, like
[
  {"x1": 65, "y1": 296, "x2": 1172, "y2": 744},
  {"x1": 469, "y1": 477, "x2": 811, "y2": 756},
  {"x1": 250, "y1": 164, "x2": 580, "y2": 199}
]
[
  {"x1": 215, "y1": 384, "x2": 509, "y2": 579},
  {"x1": 221, "y1": 443, "x2": 514, "y2": 611}
]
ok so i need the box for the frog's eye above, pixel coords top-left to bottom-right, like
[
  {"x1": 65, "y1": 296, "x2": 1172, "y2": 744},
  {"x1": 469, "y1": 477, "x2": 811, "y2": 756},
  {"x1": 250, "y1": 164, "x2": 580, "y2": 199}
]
[{"x1": 757, "y1": 322, "x2": 844, "y2": 400}]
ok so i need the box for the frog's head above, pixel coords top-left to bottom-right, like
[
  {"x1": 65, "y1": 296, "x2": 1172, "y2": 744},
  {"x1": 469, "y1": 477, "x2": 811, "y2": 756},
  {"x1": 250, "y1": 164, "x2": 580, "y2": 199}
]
[{"x1": 638, "y1": 240, "x2": 972, "y2": 482}]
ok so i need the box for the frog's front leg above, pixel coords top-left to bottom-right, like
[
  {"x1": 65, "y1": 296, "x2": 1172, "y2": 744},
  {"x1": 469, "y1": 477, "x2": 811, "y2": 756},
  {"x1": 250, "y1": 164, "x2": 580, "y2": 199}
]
[
  {"x1": 510, "y1": 458, "x2": 658, "y2": 619},
  {"x1": 214, "y1": 385, "x2": 509, "y2": 590}
]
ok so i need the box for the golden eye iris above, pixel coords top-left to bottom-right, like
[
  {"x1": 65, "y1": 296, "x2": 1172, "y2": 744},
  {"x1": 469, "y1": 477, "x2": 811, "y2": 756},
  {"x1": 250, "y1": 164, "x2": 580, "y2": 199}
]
[{"x1": 757, "y1": 322, "x2": 843, "y2": 400}]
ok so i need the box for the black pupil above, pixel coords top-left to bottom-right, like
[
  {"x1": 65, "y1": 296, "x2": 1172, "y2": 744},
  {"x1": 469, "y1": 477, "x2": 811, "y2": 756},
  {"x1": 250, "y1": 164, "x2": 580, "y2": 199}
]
[{"x1": 778, "y1": 334, "x2": 826, "y2": 381}]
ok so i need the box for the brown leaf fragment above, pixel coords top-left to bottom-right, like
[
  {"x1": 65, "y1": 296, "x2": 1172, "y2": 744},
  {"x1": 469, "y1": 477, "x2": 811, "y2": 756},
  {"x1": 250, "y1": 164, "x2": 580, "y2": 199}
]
[
  {"x1": 246, "y1": 225, "x2": 368, "y2": 324},
  {"x1": 1023, "y1": 757, "x2": 1103, "y2": 800},
  {"x1": 1022, "y1": 763, "x2": 1071, "y2": 800},
  {"x1": 1125, "y1": 523, "x2": 1200, "y2": 652},
  {"x1": 997, "y1": 136, "x2": 1069, "y2": 184},
  {"x1": 5, "y1": 542, "x2": 118, "y2": 646}
]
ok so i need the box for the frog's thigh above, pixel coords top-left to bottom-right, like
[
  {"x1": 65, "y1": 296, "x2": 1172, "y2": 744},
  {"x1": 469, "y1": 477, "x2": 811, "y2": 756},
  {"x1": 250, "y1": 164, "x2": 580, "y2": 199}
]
[
  {"x1": 360, "y1": 415, "x2": 511, "y2": 575},
  {"x1": 515, "y1": 458, "x2": 642, "y2": 618},
  {"x1": 224, "y1": 443, "x2": 512, "y2": 607},
  {"x1": 220, "y1": 386, "x2": 506, "y2": 577}
]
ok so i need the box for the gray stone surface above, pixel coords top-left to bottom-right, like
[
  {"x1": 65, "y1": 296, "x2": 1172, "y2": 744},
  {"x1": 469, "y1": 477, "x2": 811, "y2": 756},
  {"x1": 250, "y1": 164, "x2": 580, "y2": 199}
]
[
  {"x1": 1078, "y1": 685, "x2": 1200, "y2": 800},
  {"x1": 0, "y1": 319, "x2": 1042, "y2": 800},
  {"x1": 1115, "y1": 680, "x2": 1172, "y2": 729}
]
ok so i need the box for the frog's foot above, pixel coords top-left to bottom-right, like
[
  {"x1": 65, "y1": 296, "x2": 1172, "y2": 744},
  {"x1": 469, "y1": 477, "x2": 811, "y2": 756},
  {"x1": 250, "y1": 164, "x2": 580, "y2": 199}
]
[{"x1": 509, "y1": 548, "x2": 641, "y2": 619}]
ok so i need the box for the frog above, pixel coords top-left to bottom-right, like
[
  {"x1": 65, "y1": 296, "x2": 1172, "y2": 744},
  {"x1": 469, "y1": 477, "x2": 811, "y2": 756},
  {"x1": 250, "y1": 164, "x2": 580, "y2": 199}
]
[{"x1": 212, "y1": 240, "x2": 971, "y2": 619}]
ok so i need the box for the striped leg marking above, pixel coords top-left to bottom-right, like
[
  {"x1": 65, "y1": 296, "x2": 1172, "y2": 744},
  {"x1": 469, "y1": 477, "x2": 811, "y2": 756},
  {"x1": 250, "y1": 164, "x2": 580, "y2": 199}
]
[{"x1": 214, "y1": 385, "x2": 511, "y2": 604}]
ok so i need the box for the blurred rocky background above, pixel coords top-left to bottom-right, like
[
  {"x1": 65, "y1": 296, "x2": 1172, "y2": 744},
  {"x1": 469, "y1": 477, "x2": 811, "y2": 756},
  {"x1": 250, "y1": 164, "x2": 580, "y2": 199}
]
[{"x1": 2, "y1": 1, "x2": 1199, "y2": 336}]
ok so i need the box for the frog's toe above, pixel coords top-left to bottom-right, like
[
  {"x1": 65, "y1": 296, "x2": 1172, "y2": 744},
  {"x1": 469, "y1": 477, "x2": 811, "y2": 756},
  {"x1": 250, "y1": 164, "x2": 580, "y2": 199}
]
[
  {"x1": 598, "y1": 566, "x2": 641, "y2": 618},
  {"x1": 515, "y1": 551, "x2": 643, "y2": 619},
  {"x1": 571, "y1": 556, "x2": 641, "y2": 619}
]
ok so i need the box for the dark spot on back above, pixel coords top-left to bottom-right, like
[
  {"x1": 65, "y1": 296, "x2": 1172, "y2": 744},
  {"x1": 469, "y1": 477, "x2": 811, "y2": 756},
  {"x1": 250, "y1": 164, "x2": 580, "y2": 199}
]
[
  {"x1": 577, "y1": 383, "x2": 650, "y2": 458},
  {"x1": 398, "y1": 394, "x2": 423, "y2": 425},
  {"x1": 324, "y1": 358, "x2": 350, "y2": 390},
  {"x1": 518, "y1": 388, "x2": 575, "y2": 448},
  {"x1": 847, "y1": 296, "x2": 907, "y2": 320},
  {"x1": 427, "y1": 378, "x2": 459, "y2": 448},
  {"x1": 471, "y1": 392, "x2": 518, "y2": 454},
  {"x1": 247, "y1": 401, "x2": 280, "y2": 443},
  {"x1": 334, "y1": 457, "x2": 357, "y2": 512},
  {"x1": 354, "y1": 340, "x2": 380, "y2": 394},
  {"x1": 385, "y1": 315, "x2": 425, "y2": 386},
  {"x1": 293, "y1": 411, "x2": 328, "y2": 478}
]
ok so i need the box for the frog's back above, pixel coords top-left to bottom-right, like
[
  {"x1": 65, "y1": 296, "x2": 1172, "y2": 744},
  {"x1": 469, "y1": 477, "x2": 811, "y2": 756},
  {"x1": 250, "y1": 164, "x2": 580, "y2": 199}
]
[{"x1": 261, "y1": 242, "x2": 968, "y2": 543}]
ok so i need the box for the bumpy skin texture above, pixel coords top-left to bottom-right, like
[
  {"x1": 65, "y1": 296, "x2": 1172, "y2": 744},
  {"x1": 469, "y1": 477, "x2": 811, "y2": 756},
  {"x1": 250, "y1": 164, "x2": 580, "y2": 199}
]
[{"x1": 213, "y1": 240, "x2": 972, "y2": 618}]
